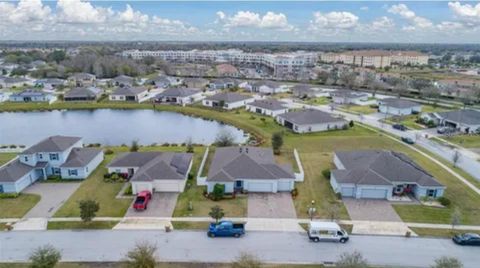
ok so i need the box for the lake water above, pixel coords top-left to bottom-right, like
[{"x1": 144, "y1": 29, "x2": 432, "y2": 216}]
[{"x1": 0, "y1": 109, "x2": 246, "y2": 146}]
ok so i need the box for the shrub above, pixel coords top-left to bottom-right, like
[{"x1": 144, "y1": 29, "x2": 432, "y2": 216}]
[
  {"x1": 0, "y1": 193, "x2": 19, "y2": 199},
  {"x1": 29, "y1": 244, "x2": 61, "y2": 268},
  {"x1": 103, "y1": 173, "x2": 112, "y2": 179},
  {"x1": 211, "y1": 183, "x2": 225, "y2": 201},
  {"x1": 125, "y1": 241, "x2": 157, "y2": 268},
  {"x1": 47, "y1": 175, "x2": 61, "y2": 181},
  {"x1": 335, "y1": 192, "x2": 343, "y2": 200},
  {"x1": 437, "y1": 196, "x2": 451, "y2": 207},
  {"x1": 291, "y1": 188, "x2": 298, "y2": 198},
  {"x1": 349, "y1": 120, "x2": 354, "y2": 127},
  {"x1": 124, "y1": 184, "x2": 133, "y2": 195},
  {"x1": 9, "y1": 144, "x2": 17, "y2": 148},
  {"x1": 342, "y1": 124, "x2": 349, "y2": 130},
  {"x1": 104, "y1": 149, "x2": 114, "y2": 155},
  {"x1": 78, "y1": 199, "x2": 100, "y2": 222},
  {"x1": 188, "y1": 172, "x2": 194, "y2": 180},
  {"x1": 321, "y1": 169, "x2": 331, "y2": 179}
]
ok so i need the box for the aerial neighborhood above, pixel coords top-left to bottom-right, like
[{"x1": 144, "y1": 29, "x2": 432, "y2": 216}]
[{"x1": 1, "y1": 9, "x2": 480, "y2": 265}]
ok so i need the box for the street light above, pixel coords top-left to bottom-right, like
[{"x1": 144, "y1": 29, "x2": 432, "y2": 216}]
[{"x1": 308, "y1": 200, "x2": 316, "y2": 221}]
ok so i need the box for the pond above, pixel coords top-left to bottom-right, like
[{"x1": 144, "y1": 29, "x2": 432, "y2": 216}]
[{"x1": 0, "y1": 109, "x2": 247, "y2": 146}]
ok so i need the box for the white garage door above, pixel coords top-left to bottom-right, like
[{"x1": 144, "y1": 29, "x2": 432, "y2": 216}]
[
  {"x1": 153, "y1": 180, "x2": 182, "y2": 192},
  {"x1": 360, "y1": 188, "x2": 388, "y2": 199},
  {"x1": 341, "y1": 187, "x2": 355, "y2": 197},
  {"x1": 248, "y1": 182, "x2": 274, "y2": 192},
  {"x1": 277, "y1": 181, "x2": 292, "y2": 192},
  {"x1": 133, "y1": 182, "x2": 153, "y2": 194}
]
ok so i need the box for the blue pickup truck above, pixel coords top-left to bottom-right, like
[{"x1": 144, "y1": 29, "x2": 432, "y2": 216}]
[{"x1": 207, "y1": 221, "x2": 245, "y2": 238}]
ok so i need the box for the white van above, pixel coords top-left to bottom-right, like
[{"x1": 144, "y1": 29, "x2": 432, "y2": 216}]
[{"x1": 308, "y1": 221, "x2": 349, "y2": 243}]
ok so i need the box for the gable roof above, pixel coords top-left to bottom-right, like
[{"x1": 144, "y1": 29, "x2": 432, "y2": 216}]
[
  {"x1": 205, "y1": 92, "x2": 252, "y2": 103},
  {"x1": 11, "y1": 89, "x2": 50, "y2": 98},
  {"x1": 334, "y1": 150, "x2": 444, "y2": 187},
  {"x1": 207, "y1": 147, "x2": 294, "y2": 182},
  {"x1": 61, "y1": 148, "x2": 102, "y2": 168},
  {"x1": 278, "y1": 109, "x2": 346, "y2": 125},
  {"x1": 253, "y1": 80, "x2": 278, "y2": 88},
  {"x1": 23, "y1": 136, "x2": 82, "y2": 154},
  {"x1": 248, "y1": 99, "x2": 287, "y2": 111},
  {"x1": 0, "y1": 159, "x2": 34, "y2": 182},
  {"x1": 331, "y1": 90, "x2": 368, "y2": 99},
  {"x1": 71, "y1": 73, "x2": 95, "y2": 80},
  {"x1": 112, "y1": 75, "x2": 134, "y2": 84},
  {"x1": 436, "y1": 109, "x2": 480, "y2": 126},
  {"x1": 156, "y1": 87, "x2": 200, "y2": 98},
  {"x1": 380, "y1": 98, "x2": 420, "y2": 109},
  {"x1": 111, "y1": 86, "x2": 147, "y2": 96},
  {"x1": 65, "y1": 87, "x2": 100, "y2": 98}
]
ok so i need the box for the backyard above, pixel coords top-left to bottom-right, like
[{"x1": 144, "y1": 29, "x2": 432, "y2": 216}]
[
  {"x1": 338, "y1": 105, "x2": 377, "y2": 115},
  {"x1": 0, "y1": 153, "x2": 15, "y2": 165},
  {"x1": 444, "y1": 135, "x2": 480, "y2": 149}
]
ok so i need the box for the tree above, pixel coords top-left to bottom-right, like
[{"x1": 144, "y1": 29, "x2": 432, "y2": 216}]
[
  {"x1": 452, "y1": 150, "x2": 461, "y2": 168},
  {"x1": 232, "y1": 252, "x2": 263, "y2": 268},
  {"x1": 78, "y1": 199, "x2": 100, "y2": 223},
  {"x1": 142, "y1": 56, "x2": 156, "y2": 66},
  {"x1": 186, "y1": 138, "x2": 194, "y2": 153},
  {"x1": 339, "y1": 70, "x2": 358, "y2": 89},
  {"x1": 336, "y1": 251, "x2": 369, "y2": 268},
  {"x1": 209, "y1": 205, "x2": 225, "y2": 223},
  {"x1": 271, "y1": 132, "x2": 284, "y2": 155},
  {"x1": 215, "y1": 129, "x2": 235, "y2": 147},
  {"x1": 451, "y1": 207, "x2": 461, "y2": 230},
  {"x1": 422, "y1": 86, "x2": 441, "y2": 106},
  {"x1": 130, "y1": 140, "x2": 140, "y2": 152},
  {"x1": 431, "y1": 256, "x2": 463, "y2": 268},
  {"x1": 29, "y1": 244, "x2": 61, "y2": 268},
  {"x1": 47, "y1": 50, "x2": 66, "y2": 64},
  {"x1": 211, "y1": 183, "x2": 225, "y2": 201},
  {"x1": 125, "y1": 241, "x2": 157, "y2": 268}
]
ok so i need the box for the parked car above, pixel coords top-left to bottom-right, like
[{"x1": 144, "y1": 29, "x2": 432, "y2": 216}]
[
  {"x1": 307, "y1": 221, "x2": 349, "y2": 243},
  {"x1": 452, "y1": 233, "x2": 480, "y2": 246},
  {"x1": 401, "y1": 137, "x2": 415, "y2": 144},
  {"x1": 437, "y1": 127, "x2": 455, "y2": 134},
  {"x1": 393, "y1": 124, "x2": 408, "y2": 131},
  {"x1": 133, "y1": 190, "x2": 152, "y2": 210},
  {"x1": 207, "y1": 221, "x2": 245, "y2": 238}
]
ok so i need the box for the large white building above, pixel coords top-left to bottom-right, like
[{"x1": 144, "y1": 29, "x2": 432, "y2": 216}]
[
  {"x1": 320, "y1": 50, "x2": 429, "y2": 68},
  {"x1": 122, "y1": 49, "x2": 317, "y2": 78}
]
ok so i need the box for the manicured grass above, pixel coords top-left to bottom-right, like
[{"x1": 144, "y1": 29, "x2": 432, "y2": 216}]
[
  {"x1": 0, "y1": 153, "x2": 16, "y2": 165},
  {"x1": 305, "y1": 97, "x2": 330, "y2": 106},
  {"x1": 0, "y1": 263, "x2": 324, "y2": 268},
  {"x1": 422, "y1": 104, "x2": 451, "y2": 113},
  {"x1": 339, "y1": 105, "x2": 377, "y2": 115},
  {"x1": 47, "y1": 221, "x2": 119, "y2": 230},
  {"x1": 410, "y1": 227, "x2": 479, "y2": 238},
  {"x1": 200, "y1": 147, "x2": 216, "y2": 177},
  {"x1": 444, "y1": 135, "x2": 480, "y2": 149},
  {"x1": 0, "y1": 194, "x2": 40, "y2": 218},
  {"x1": 172, "y1": 221, "x2": 210, "y2": 230},
  {"x1": 382, "y1": 115, "x2": 425, "y2": 130}
]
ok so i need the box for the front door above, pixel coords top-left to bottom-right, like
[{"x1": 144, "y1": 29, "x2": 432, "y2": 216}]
[
  {"x1": 128, "y1": 168, "x2": 135, "y2": 178},
  {"x1": 234, "y1": 180, "x2": 243, "y2": 192}
]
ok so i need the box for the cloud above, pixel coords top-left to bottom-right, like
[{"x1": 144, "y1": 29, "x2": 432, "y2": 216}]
[
  {"x1": 57, "y1": 0, "x2": 112, "y2": 24},
  {"x1": 360, "y1": 6, "x2": 369, "y2": 11},
  {"x1": 388, "y1": 4, "x2": 433, "y2": 30},
  {"x1": 217, "y1": 10, "x2": 294, "y2": 31},
  {"x1": 436, "y1": 21, "x2": 464, "y2": 31},
  {"x1": 119, "y1": 4, "x2": 149, "y2": 23},
  {"x1": 371, "y1": 16, "x2": 395, "y2": 30},
  {"x1": 310, "y1": 11, "x2": 359, "y2": 30},
  {"x1": 0, "y1": 0, "x2": 51, "y2": 24},
  {"x1": 448, "y1": 2, "x2": 480, "y2": 26}
]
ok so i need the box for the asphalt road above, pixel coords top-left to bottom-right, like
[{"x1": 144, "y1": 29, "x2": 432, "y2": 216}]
[{"x1": 0, "y1": 230, "x2": 478, "y2": 267}]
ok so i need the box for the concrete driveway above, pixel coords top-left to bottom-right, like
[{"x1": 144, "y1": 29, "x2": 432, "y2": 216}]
[
  {"x1": 248, "y1": 193, "x2": 296, "y2": 218},
  {"x1": 125, "y1": 193, "x2": 178, "y2": 217},
  {"x1": 23, "y1": 182, "x2": 81, "y2": 218},
  {"x1": 343, "y1": 198, "x2": 402, "y2": 222}
]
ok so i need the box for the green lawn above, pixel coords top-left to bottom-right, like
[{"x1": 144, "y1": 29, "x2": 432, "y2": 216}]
[
  {"x1": 339, "y1": 105, "x2": 377, "y2": 115},
  {"x1": 444, "y1": 135, "x2": 480, "y2": 149},
  {"x1": 382, "y1": 115, "x2": 425, "y2": 130},
  {"x1": 410, "y1": 227, "x2": 479, "y2": 238},
  {"x1": 0, "y1": 194, "x2": 40, "y2": 218},
  {"x1": 0, "y1": 263, "x2": 324, "y2": 268},
  {"x1": 47, "y1": 221, "x2": 119, "y2": 230},
  {"x1": 171, "y1": 221, "x2": 210, "y2": 230},
  {"x1": 0, "y1": 153, "x2": 16, "y2": 165},
  {"x1": 305, "y1": 97, "x2": 330, "y2": 106}
]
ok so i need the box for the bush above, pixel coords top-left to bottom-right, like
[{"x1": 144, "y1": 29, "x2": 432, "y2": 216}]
[
  {"x1": 29, "y1": 244, "x2": 61, "y2": 268},
  {"x1": 124, "y1": 184, "x2": 133, "y2": 195},
  {"x1": 335, "y1": 192, "x2": 343, "y2": 200},
  {"x1": 78, "y1": 199, "x2": 100, "y2": 222},
  {"x1": 321, "y1": 169, "x2": 331, "y2": 179},
  {"x1": 104, "y1": 149, "x2": 114, "y2": 155},
  {"x1": 211, "y1": 183, "x2": 225, "y2": 201},
  {"x1": 349, "y1": 120, "x2": 354, "y2": 127},
  {"x1": 9, "y1": 144, "x2": 17, "y2": 149},
  {"x1": 188, "y1": 172, "x2": 194, "y2": 180},
  {"x1": 291, "y1": 188, "x2": 298, "y2": 198},
  {"x1": 47, "y1": 175, "x2": 61, "y2": 181},
  {"x1": 0, "y1": 193, "x2": 19, "y2": 199},
  {"x1": 437, "y1": 196, "x2": 451, "y2": 207}
]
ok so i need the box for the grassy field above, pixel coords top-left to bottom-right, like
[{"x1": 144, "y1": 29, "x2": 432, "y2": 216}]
[
  {"x1": 0, "y1": 263, "x2": 324, "y2": 268},
  {"x1": 0, "y1": 153, "x2": 16, "y2": 165},
  {"x1": 171, "y1": 221, "x2": 210, "y2": 230},
  {"x1": 410, "y1": 227, "x2": 479, "y2": 238},
  {"x1": 305, "y1": 97, "x2": 330, "y2": 106},
  {"x1": 0, "y1": 194, "x2": 40, "y2": 218},
  {"x1": 339, "y1": 105, "x2": 377, "y2": 114},
  {"x1": 444, "y1": 135, "x2": 480, "y2": 149},
  {"x1": 47, "y1": 221, "x2": 119, "y2": 230}
]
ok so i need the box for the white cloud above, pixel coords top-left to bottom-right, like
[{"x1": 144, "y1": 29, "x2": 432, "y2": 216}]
[
  {"x1": 217, "y1": 10, "x2": 294, "y2": 31},
  {"x1": 310, "y1": 11, "x2": 359, "y2": 30},
  {"x1": 0, "y1": 0, "x2": 51, "y2": 24},
  {"x1": 371, "y1": 16, "x2": 395, "y2": 30},
  {"x1": 57, "y1": 0, "x2": 112, "y2": 24},
  {"x1": 388, "y1": 4, "x2": 433, "y2": 30},
  {"x1": 448, "y1": 2, "x2": 480, "y2": 25},
  {"x1": 119, "y1": 4, "x2": 149, "y2": 23},
  {"x1": 436, "y1": 21, "x2": 464, "y2": 31}
]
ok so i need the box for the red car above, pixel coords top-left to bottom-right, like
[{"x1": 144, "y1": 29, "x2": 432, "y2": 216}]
[{"x1": 133, "y1": 191, "x2": 152, "y2": 210}]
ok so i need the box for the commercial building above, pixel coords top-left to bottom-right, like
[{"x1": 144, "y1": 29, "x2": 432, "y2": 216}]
[{"x1": 320, "y1": 50, "x2": 429, "y2": 68}]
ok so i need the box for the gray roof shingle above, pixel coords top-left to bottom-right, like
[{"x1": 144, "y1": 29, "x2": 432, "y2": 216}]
[
  {"x1": 61, "y1": 148, "x2": 102, "y2": 168},
  {"x1": 380, "y1": 98, "x2": 420, "y2": 109},
  {"x1": 65, "y1": 87, "x2": 100, "y2": 99},
  {"x1": 278, "y1": 109, "x2": 346, "y2": 125},
  {"x1": 0, "y1": 159, "x2": 34, "y2": 182},
  {"x1": 156, "y1": 87, "x2": 200, "y2": 98},
  {"x1": 23, "y1": 136, "x2": 82, "y2": 154},
  {"x1": 205, "y1": 92, "x2": 252, "y2": 103},
  {"x1": 436, "y1": 109, "x2": 480, "y2": 126},
  {"x1": 248, "y1": 99, "x2": 287, "y2": 111},
  {"x1": 111, "y1": 86, "x2": 147, "y2": 96}
]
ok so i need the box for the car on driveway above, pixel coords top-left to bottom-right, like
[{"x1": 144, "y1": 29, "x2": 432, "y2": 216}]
[
  {"x1": 437, "y1": 127, "x2": 455, "y2": 135},
  {"x1": 133, "y1": 190, "x2": 152, "y2": 210},
  {"x1": 452, "y1": 233, "x2": 480, "y2": 246},
  {"x1": 401, "y1": 137, "x2": 415, "y2": 144},
  {"x1": 393, "y1": 124, "x2": 408, "y2": 131}
]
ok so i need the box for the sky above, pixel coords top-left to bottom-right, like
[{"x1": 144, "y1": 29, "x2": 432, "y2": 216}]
[{"x1": 0, "y1": 1, "x2": 480, "y2": 43}]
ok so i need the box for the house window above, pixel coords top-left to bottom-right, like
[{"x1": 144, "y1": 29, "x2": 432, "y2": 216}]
[
  {"x1": 0, "y1": 185, "x2": 3, "y2": 193},
  {"x1": 49, "y1": 153, "x2": 59, "y2": 160},
  {"x1": 86, "y1": 167, "x2": 89, "y2": 173},
  {"x1": 52, "y1": 167, "x2": 60, "y2": 174},
  {"x1": 38, "y1": 154, "x2": 43, "y2": 160},
  {"x1": 68, "y1": 169, "x2": 78, "y2": 176},
  {"x1": 24, "y1": 156, "x2": 28, "y2": 162},
  {"x1": 427, "y1": 189, "x2": 437, "y2": 197}
]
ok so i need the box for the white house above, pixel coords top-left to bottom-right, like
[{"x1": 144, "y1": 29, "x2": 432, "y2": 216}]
[
  {"x1": 111, "y1": 75, "x2": 135, "y2": 87},
  {"x1": 208, "y1": 78, "x2": 237, "y2": 90},
  {"x1": 68, "y1": 73, "x2": 96, "y2": 87},
  {"x1": 202, "y1": 92, "x2": 254, "y2": 110},
  {"x1": 246, "y1": 99, "x2": 289, "y2": 117},
  {"x1": 251, "y1": 81, "x2": 288, "y2": 94},
  {"x1": 330, "y1": 150, "x2": 445, "y2": 200},
  {"x1": 206, "y1": 147, "x2": 295, "y2": 194},
  {"x1": 109, "y1": 86, "x2": 149, "y2": 102},
  {"x1": 34, "y1": 78, "x2": 66, "y2": 90},
  {"x1": 0, "y1": 92, "x2": 11, "y2": 102},
  {"x1": 276, "y1": 109, "x2": 348, "y2": 133},
  {"x1": 0, "y1": 136, "x2": 103, "y2": 193},
  {"x1": 378, "y1": 98, "x2": 422, "y2": 115},
  {"x1": 154, "y1": 88, "x2": 203, "y2": 105},
  {"x1": 0, "y1": 77, "x2": 31, "y2": 88},
  {"x1": 9, "y1": 89, "x2": 57, "y2": 104},
  {"x1": 331, "y1": 90, "x2": 369, "y2": 105},
  {"x1": 107, "y1": 152, "x2": 193, "y2": 194},
  {"x1": 423, "y1": 109, "x2": 480, "y2": 134}
]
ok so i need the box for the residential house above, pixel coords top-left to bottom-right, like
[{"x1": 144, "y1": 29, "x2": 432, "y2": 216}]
[
  {"x1": 292, "y1": 84, "x2": 317, "y2": 98},
  {"x1": 331, "y1": 90, "x2": 369, "y2": 105},
  {"x1": 34, "y1": 78, "x2": 66, "y2": 90},
  {"x1": 183, "y1": 77, "x2": 209, "y2": 88},
  {"x1": 107, "y1": 152, "x2": 193, "y2": 194},
  {"x1": 9, "y1": 89, "x2": 56, "y2": 103},
  {"x1": 0, "y1": 77, "x2": 30, "y2": 88},
  {"x1": 202, "y1": 92, "x2": 254, "y2": 110},
  {"x1": 111, "y1": 75, "x2": 135, "y2": 87},
  {"x1": 109, "y1": 86, "x2": 149, "y2": 102},
  {"x1": 68, "y1": 73, "x2": 96, "y2": 87},
  {"x1": 330, "y1": 150, "x2": 445, "y2": 200},
  {"x1": 208, "y1": 78, "x2": 237, "y2": 90},
  {"x1": 64, "y1": 87, "x2": 102, "y2": 102},
  {"x1": 252, "y1": 81, "x2": 287, "y2": 94},
  {"x1": 422, "y1": 109, "x2": 480, "y2": 133},
  {"x1": 206, "y1": 147, "x2": 295, "y2": 193},
  {"x1": 154, "y1": 88, "x2": 203, "y2": 105},
  {"x1": 216, "y1": 63, "x2": 240, "y2": 77},
  {"x1": 246, "y1": 99, "x2": 289, "y2": 117},
  {"x1": 0, "y1": 92, "x2": 11, "y2": 102},
  {"x1": 0, "y1": 136, "x2": 103, "y2": 193},
  {"x1": 378, "y1": 98, "x2": 422, "y2": 115},
  {"x1": 276, "y1": 109, "x2": 348, "y2": 133},
  {"x1": 145, "y1": 76, "x2": 181, "y2": 88}
]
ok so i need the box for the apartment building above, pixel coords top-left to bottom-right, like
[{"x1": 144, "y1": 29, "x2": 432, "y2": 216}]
[
  {"x1": 122, "y1": 49, "x2": 317, "y2": 78},
  {"x1": 320, "y1": 50, "x2": 428, "y2": 68}
]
